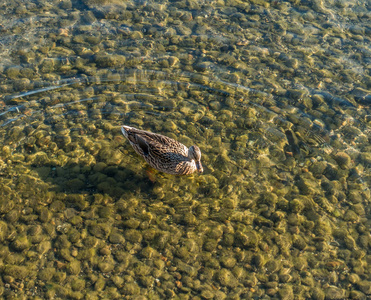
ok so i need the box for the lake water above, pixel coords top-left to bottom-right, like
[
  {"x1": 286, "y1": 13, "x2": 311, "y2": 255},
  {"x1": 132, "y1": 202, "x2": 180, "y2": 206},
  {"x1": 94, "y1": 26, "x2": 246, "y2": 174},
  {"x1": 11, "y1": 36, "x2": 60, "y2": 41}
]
[{"x1": 0, "y1": 0, "x2": 370, "y2": 299}]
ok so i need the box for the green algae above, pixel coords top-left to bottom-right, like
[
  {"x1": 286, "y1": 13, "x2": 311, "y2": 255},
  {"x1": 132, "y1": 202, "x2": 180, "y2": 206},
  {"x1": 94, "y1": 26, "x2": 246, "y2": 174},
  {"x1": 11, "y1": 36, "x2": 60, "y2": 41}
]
[{"x1": 0, "y1": 0, "x2": 369, "y2": 299}]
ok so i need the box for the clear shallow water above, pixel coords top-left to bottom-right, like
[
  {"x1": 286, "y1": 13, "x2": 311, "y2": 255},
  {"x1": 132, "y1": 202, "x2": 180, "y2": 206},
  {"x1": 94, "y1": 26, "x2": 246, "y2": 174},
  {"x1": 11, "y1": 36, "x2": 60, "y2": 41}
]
[{"x1": 0, "y1": 0, "x2": 371, "y2": 299}]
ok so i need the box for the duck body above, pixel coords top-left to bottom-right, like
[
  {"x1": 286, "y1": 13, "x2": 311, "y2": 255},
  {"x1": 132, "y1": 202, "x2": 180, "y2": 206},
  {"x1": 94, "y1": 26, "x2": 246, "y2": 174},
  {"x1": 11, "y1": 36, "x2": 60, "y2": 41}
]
[{"x1": 121, "y1": 125, "x2": 203, "y2": 175}]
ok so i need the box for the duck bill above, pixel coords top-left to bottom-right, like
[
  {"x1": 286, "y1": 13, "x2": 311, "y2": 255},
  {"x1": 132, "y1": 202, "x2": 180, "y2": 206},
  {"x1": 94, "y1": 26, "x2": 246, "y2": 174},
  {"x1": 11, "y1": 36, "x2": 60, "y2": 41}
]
[
  {"x1": 121, "y1": 126, "x2": 128, "y2": 138},
  {"x1": 196, "y1": 161, "x2": 203, "y2": 173}
]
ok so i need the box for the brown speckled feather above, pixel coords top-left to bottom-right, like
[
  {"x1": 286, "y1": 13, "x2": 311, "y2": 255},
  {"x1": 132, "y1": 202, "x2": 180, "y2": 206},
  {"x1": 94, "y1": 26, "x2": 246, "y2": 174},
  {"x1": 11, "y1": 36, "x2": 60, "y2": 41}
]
[{"x1": 121, "y1": 125, "x2": 203, "y2": 175}]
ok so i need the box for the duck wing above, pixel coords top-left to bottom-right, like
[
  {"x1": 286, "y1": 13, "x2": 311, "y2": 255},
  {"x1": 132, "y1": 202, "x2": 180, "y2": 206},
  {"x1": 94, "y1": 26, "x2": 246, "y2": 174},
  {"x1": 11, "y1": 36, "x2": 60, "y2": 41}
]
[
  {"x1": 123, "y1": 126, "x2": 188, "y2": 156},
  {"x1": 136, "y1": 135, "x2": 150, "y2": 156},
  {"x1": 138, "y1": 131, "x2": 185, "y2": 153},
  {"x1": 136, "y1": 133, "x2": 186, "y2": 166}
]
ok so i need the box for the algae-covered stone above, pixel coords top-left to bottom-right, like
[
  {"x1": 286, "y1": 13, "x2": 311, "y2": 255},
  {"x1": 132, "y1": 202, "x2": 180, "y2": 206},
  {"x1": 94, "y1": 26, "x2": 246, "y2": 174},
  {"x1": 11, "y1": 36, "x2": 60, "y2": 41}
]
[
  {"x1": 67, "y1": 228, "x2": 81, "y2": 245},
  {"x1": 251, "y1": 254, "x2": 265, "y2": 268},
  {"x1": 3, "y1": 265, "x2": 30, "y2": 280},
  {"x1": 301, "y1": 273, "x2": 315, "y2": 287},
  {"x1": 348, "y1": 190, "x2": 363, "y2": 204},
  {"x1": 234, "y1": 231, "x2": 259, "y2": 248},
  {"x1": 232, "y1": 266, "x2": 247, "y2": 280},
  {"x1": 124, "y1": 229, "x2": 143, "y2": 244},
  {"x1": 278, "y1": 284, "x2": 294, "y2": 300},
  {"x1": 133, "y1": 262, "x2": 151, "y2": 277},
  {"x1": 325, "y1": 287, "x2": 347, "y2": 299},
  {"x1": 296, "y1": 172, "x2": 320, "y2": 195},
  {"x1": 111, "y1": 275, "x2": 124, "y2": 288},
  {"x1": 174, "y1": 246, "x2": 189, "y2": 260},
  {"x1": 65, "y1": 178, "x2": 85, "y2": 192},
  {"x1": 67, "y1": 260, "x2": 81, "y2": 275},
  {"x1": 279, "y1": 269, "x2": 292, "y2": 283},
  {"x1": 70, "y1": 276, "x2": 86, "y2": 291},
  {"x1": 98, "y1": 206, "x2": 112, "y2": 219},
  {"x1": 83, "y1": 236, "x2": 99, "y2": 248},
  {"x1": 55, "y1": 235, "x2": 71, "y2": 249},
  {"x1": 0, "y1": 199, "x2": 14, "y2": 214},
  {"x1": 53, "y1": 271, "x2": 67, "y2": 283},
  {"x1": 201, "y1": 289, "x2": 215, "y2": 299},
  {"x1": 88, "y1": 222, "x2": 111, "y2": 239},
  {"x1": 177, "y1": 261, "x2": 197, "y2": 277},
  {"x1": 214, "y1": 290, "x2": 227, "y2": 300},
  {"x1": 98, "y1": 258, "x2": 115, "y2": 273},
  {"x1": 69, "y1": 215, "x2": 83, "y2": 226},
  {"x1": 6, "y1": 66, "x2": 21, "y2": 79},
  {"x1": 183, "y1": 212, "x2": 198, "y2": 225},
  {"x1": 94, "y1": 54, "x2": 118, "y2": 68},
  {"x1": 358, "y1": 281, "x2": 371, "y2": 295},
  {"x1": 344, "y1": 209, "x2": 359, "y2": 222},
  {"x1": 122, "y1": 282, "x2": 140, "y2": 295},
  {"x1": 203, "y1": 239, "x2": 218, "y2": 252},
  {"x1": 123, "y1": 219, "x2": 140, "y2": 229},
  {"x1": 349, "y1": 290, "x2": 367, "y2": 300},
  {"x1": 28, "y1": 224, "x2": 43, "y2": 236},
  {"x1": 27, "y1": 151, "x2": 50, "y2": 166},
  {"x1": 36, "y1": 241, "x2": 52, "y2": 255},
  {"x1": 50, "y1": 200, "x2": 66, "y2": 212},
  {"x1": 334, "y1": 152, "x2": 351, "y2": 169},
  {"x1": 314, "y1": 219, "x2": 332, "y2": 237},
  {"x1": 109, "y1": 231, "x2": 125, "y2": 244},
  {"x1": 38, "y1": 207, "x2": 52, "y2": 223},
  {"x1": 265, "y1": 260, "x2": 280, "y2": 273},
  {"x1": 215, "y1": 268, "x2": 238, "y2": 288},
  {"x1": 94, "y1": 276, "x2": 106, "y2": 291},
  {"x1": 221, "y1": 256, "x2": 237, "y2": 269},
  {"x1": 101, "y1": 286, "x2": 121, "y2": 299},
  {"x1": 139, "y1": 275, "x2": 154, "y2": 288},
  {"x1": 153, "y1": 259, "x2": 165, "y2": 271},
  {"x1": 38, "y1": 268, "x2": 56, "y2": 281},
  {"x1": 5, "y1": 209, "x2": 20, "y2": 223},
  {"x1": 292, "y1": 235, "x2": 307, "y2": 250},
  {"x1": 289, "y1": 198, "x2": 305, "y2": 213},
  {"x1": 0, "y1": 221, "x2": 7, "y2": 242},
  {"x1": 348, "y1": 273, "x2": 361, "y2": 284},
  {"x1": 11, "y1": 234, "x2": 31, "y2": 251}
]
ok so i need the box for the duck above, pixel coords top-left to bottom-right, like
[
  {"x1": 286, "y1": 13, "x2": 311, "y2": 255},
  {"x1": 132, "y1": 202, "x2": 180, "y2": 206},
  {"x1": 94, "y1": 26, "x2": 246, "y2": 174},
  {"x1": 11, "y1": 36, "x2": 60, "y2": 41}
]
[{"x1": 121, "y1": 125, "x2": 203, "y2": 175}]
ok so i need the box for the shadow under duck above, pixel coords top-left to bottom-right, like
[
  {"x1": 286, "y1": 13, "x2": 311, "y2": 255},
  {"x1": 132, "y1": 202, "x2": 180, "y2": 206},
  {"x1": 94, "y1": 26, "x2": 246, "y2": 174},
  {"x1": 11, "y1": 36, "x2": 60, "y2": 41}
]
[{"x1": 121, "y1": 125, "x2": 203, "y2": 175}]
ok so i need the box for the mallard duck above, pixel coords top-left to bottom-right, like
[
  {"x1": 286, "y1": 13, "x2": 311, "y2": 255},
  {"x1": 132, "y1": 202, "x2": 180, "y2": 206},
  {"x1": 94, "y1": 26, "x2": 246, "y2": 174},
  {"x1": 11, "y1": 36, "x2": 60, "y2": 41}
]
[{"x1": 121, "y1": 125, "x2": 203, "y2": 175}]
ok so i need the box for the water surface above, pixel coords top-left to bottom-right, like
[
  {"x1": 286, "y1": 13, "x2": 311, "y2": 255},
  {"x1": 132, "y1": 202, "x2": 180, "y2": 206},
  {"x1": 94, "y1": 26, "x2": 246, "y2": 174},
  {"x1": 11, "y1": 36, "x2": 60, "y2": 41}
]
[{"x1": 0, "y1": 0, "x2": 370, "y2": 299}]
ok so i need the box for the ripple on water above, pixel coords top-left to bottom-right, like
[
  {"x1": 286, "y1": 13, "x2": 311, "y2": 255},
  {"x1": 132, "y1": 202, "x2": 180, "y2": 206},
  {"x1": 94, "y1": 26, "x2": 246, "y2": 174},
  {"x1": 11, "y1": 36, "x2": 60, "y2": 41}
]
[{"x1": 0, "y1": 0, "x2": 371, "y2": 297}]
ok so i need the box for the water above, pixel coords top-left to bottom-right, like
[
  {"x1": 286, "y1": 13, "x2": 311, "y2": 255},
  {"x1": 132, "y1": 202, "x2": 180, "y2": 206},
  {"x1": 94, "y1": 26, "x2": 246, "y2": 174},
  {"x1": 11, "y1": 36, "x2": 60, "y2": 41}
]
[{"x1": 0, "y1": 0, "x2": 370, "y2": 299}]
